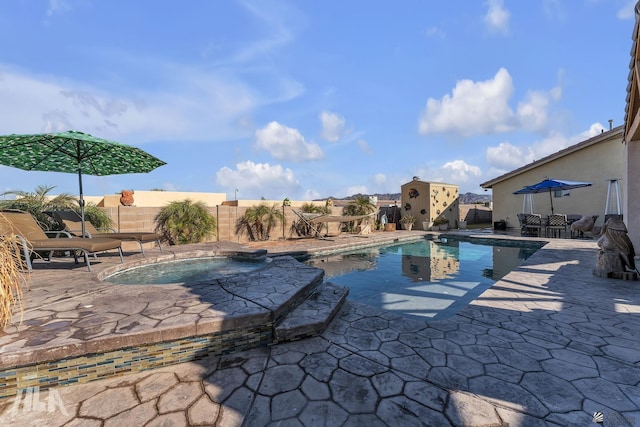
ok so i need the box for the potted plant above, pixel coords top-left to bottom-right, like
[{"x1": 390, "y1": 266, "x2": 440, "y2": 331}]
[
  {"x1": 400, "y1": 214, "x2": 416, "y2": 230},
  {"x1": 433, "y1": 217, "x2": 449, "y2": 231}
]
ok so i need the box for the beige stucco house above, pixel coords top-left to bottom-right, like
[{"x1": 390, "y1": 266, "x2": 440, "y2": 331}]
[
  {"x1": 401, "y1": 178, "x2": 460, "y2": 230},
  {"x1": 480, "y1": 127, "x2": 625, "y2": 231},
  {"x1": 623, "y1": 1, "x2": 640, "y2": 250}
]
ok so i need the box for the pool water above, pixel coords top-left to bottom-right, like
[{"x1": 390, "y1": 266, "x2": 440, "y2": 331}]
[
  {"x1": 305, "y1": 237, "x2": 543, "y2": 321},
  {"x1": 105, "y1": 257, "x2": 269, "y2": 285}
]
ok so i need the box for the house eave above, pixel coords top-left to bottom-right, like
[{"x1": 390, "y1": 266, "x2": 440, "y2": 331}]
[{"x1": 480, "y1": 126, "x2": 623, "y2": 189}]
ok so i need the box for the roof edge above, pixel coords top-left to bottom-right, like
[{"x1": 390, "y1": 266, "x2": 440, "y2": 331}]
[{"x1": 480, "y1": 126, "x2": 623, "y2": 189}]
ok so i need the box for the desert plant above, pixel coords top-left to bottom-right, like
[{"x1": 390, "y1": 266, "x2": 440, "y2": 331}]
[
  {"x1": 79, "y1": 203, "x2": 113, "y2": 231},
  {"x1": 342, "y1": 195, "x2": 376, "y2": 232},
  {"x1": 236, "y1": 203, "x2": 285, "y2": 241},
  {"x1": 0, "y1": 185, "x2": 77, "y2": 230},
  {"x1": 154, "y1": 199, "x2": 217, "y2": 245},
  {"x1": 290, "y1": 203, "x2": 331, "y2": 237},
  {"x1": 433, "y1": 216, "x2": 449, "y2": 226},
  {"x1": 400, "y1": 214, "x2": 415, "y2": 225},
  {"x1": 0, "y1": 225, "x2": 29, "y2": 329},
  {"x1": 342, "y1": 195, "x2": 376, "y2": 217}
]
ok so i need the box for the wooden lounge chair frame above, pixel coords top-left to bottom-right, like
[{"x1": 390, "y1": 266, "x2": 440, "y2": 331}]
[
  {"x1": 52, "y1": 210, "x2": 162, "y2": 256},
  {"x1": 0, "y1": 210, "x2": 123, "y2": 272}
]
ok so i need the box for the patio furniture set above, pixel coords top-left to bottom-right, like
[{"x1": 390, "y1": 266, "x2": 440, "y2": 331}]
[
  {"x1": 0, "y1": 210, "x2": 162, "y2": 272},
  {"x1": 517, "y1": 213, "x2": 589, "y2": 238}
]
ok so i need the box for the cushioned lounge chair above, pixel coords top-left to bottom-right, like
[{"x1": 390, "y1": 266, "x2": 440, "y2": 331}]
[
  {"x1": 53, "y1": 210, "x2": 162, "y2": 256},
  {"x1": 0, "y1": 210, "x2": 123, "y2": 272}
]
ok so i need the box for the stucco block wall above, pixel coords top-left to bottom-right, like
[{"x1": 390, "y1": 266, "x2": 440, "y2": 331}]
[
  {"x1": 100, "y1": 191, "x2": 227, "y2": 208},
  {"x1": 101, "y1": 203, "x2": 345, "y2": 246}
]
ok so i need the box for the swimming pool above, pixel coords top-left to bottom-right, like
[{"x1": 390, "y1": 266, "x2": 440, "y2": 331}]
[
  {"x1": 305, "y1": 236, "x2": 544, "y2": 321},
  {"x1": 104, "y1": 256, "x2": 270, "y2": 285}
]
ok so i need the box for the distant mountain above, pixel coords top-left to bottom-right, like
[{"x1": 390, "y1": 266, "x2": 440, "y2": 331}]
[
  {"x1": 459, "y1": 192, "x2": 492, "y2": 204},
  {"x1": 318, "y1": 192, "x2": 492, "y2": 204}
]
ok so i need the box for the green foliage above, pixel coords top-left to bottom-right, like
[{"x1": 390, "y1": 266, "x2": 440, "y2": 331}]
[
  {"x1": 302, "y1": 202, "x2": 331, "y2": 214},
  {"x1": 400, "y1": 214, "x2": 415, "y2": 225},
  {"x1": 82, "y1": 203, "x2": 113, "y2": 231},
  {"x1": 154, "y1": 199, "x2": 217, "y2": 245},
  {"x1": 342, "y1": 195, "x2": 376, "y2": 216},
  {"x1": 433, "y1": 216, "x2": 449, "y2": 226},
  {"x1": 236, "y1": 203, "x2": 285, "y2": 241},
  {"x1": 290, "y1": 203, "x2": 331, "y2": 237},
  {"x1": 0, "y1": 185, "x2": 77, "y2": 230},
  {"x1": 341, "y1": 195, "x2": 376, "y2": 232},
  {"x1": 0, "y1": 227, "x2": 29, "y2": 329}
]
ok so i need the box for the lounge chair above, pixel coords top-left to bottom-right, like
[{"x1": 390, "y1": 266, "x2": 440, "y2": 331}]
[
  {"x1": 52, "y1": 210, "x2": 162, "y2": 256},
  {"x1": 50, "y1": 211, "x2": 162, "y2": 256},
  {"x1": 0, "y1": 210, "x2": 123, "y2": 272}
]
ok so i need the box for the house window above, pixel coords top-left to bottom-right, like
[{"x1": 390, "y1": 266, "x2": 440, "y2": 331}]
[{"x1": 554, "y1": 190, "x2": 570, "y2": 198}]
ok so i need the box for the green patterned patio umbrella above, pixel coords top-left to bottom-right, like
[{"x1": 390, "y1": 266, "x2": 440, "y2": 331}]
[{"x1": 0, "y1": 130, "x2": 166, "y2": 237}]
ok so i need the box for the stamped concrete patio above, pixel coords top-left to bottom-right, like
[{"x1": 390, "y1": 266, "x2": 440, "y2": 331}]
[{"x1": 0, "y1": 230, "x2": 639, "y2": 426}]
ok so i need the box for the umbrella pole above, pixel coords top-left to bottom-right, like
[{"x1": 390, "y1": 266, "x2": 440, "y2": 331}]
[
  {"x1": 78, "y1": 169, "x2": 86, "y2": 238},
  {"x1": 548, "y1": 190, "x2": 554, "y2": 215}
]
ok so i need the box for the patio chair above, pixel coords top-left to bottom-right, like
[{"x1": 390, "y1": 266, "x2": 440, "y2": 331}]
[
  {"x1": 524, "y1": 214, "x2": 543, "y2": 237},
  {"x1": 546, "y1": 214, "x2": 568, "y2": 238},
  {"x1": 52, "y1": 210, "x2": 163, "y2": 256},
  {"x1": 0, "y1": 210, "x2": 123, "y2": 272},
  {"x1": 517, "y1": 213, "x2": 527, "y2": 235}
]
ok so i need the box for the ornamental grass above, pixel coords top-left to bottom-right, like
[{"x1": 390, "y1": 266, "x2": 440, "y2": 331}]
[{"x1": 0, "y1": 232, "x2": 29, "y2": 329}]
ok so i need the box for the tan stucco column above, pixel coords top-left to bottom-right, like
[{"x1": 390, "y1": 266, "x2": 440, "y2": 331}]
[{"x1": 625, "y1": 140, "x2": 640, "y2": 250}]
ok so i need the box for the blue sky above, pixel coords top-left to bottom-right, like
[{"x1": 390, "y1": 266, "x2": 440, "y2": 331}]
[{"x1": 0, "y1": 0, "x2": 636, "y2": 201}]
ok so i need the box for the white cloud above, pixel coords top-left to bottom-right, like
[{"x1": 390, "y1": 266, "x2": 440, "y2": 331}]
[
  {"x1": 617, "y1": 0, "x2": 637, "y2": 20},
  {"x1": 320, "y1": 111, "x2": 346, "y2": 142},
  {"x1": 373, "y1": 173, "x2": 387, "y2": 186},
  {"x1": 486, "y1": 142, "x2": 533, "y2": 170},
  {"x1": 419, "y1": 68, "x2": 515, "y2": 136},
  {"x1": 215, "y1": 160, "x2": 300, "y2": 199},
  {"x1": 485, "y1": 122, "x2": 606, "y2": 172},
  {"x1": 302, "y1": 189, "x2": 323, "y2": 200},
  {"x1": 419, "y1": 68, "x2": 560, "y2": 137},
  {"x1": 357, "y1": 139, "x2": 373, "y2": 155},
  {"x1": 426, "y1": 26, "x2": 446, "y2": 39},
  {"x1": 0, "y1": 65, "x2": 264, "y2": 143},
  {"x1": 441, "y1": 160, "x2": 483, "y2": 183},
  {"x1": 47, "y1": 0, "x2": 72, "y2": 16},
  {"x1": 342, "y1": 185, "x2": 369, "y2": 198},
  {"x1": 255, "y1": 121, "x2": 324, "y2": 162},
  {"x1": 484, "y1": 0, "x2": 510, "y2": 35}
]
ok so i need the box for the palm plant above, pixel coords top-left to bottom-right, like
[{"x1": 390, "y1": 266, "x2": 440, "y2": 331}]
[
  {"x1": 342, "y1": 195, "x2": 376, "y2": 216},
  {"x1": 236, "y1": 203, "x2": 285, "y2": 241},
  {"x1": 154, "y1": 199, "x2": 217, "y2": 245},
  {"x1": 290, "y1": 202, "x2": 331, "y2": 237},
  {"x1": 81, "y1": 203, "x2": 113, "y2": 231},
  {"x1": 0, "y1": 185, "x2": 77, "y2": 230},
  {"x1": 342, "y1": 195, "x2": 376, "y2": 232}
]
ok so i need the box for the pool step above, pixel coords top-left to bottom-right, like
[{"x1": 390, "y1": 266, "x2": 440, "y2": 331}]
[{"x1": 274, "y1": 282, "x2": 349, "y2": 343}]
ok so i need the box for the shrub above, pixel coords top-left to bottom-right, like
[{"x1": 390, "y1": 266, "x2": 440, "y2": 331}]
[
  {"x1": 0, "y1": 224, "x2": 29, "y2": 329},
  {"x1": 236, "y1": 203, "x2": 285, "y2": 241},
  {"x1": 154, "y1": 200, "x2": 216, "y2": 245}
]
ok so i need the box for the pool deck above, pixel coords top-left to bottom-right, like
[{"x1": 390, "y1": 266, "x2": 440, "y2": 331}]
[{"x1": 1, "y1": 230, "x2": 640, "y2": 426}]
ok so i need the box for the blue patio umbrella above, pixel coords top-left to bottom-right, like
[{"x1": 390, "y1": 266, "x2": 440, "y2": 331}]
[{"x1": 513, "y1": 178, "x2": 592, "y2": 214}]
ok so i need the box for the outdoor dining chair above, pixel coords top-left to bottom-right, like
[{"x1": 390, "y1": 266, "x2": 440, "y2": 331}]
[
  {"x1": 0, "y1": 210, "x2": 123, "y2": 272},
  {"x1": 524, "y1": 214, "x2": 543, "y2": 236},
  {"x1": 53, "y1": 210, "x2": 162, "y2": 256},
  {"x1": 517, "y1": 213, "x2": 528, "y2": 235},
  {"x1": 546, "y1": 214, "x2": 568, "y2": 238}
]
